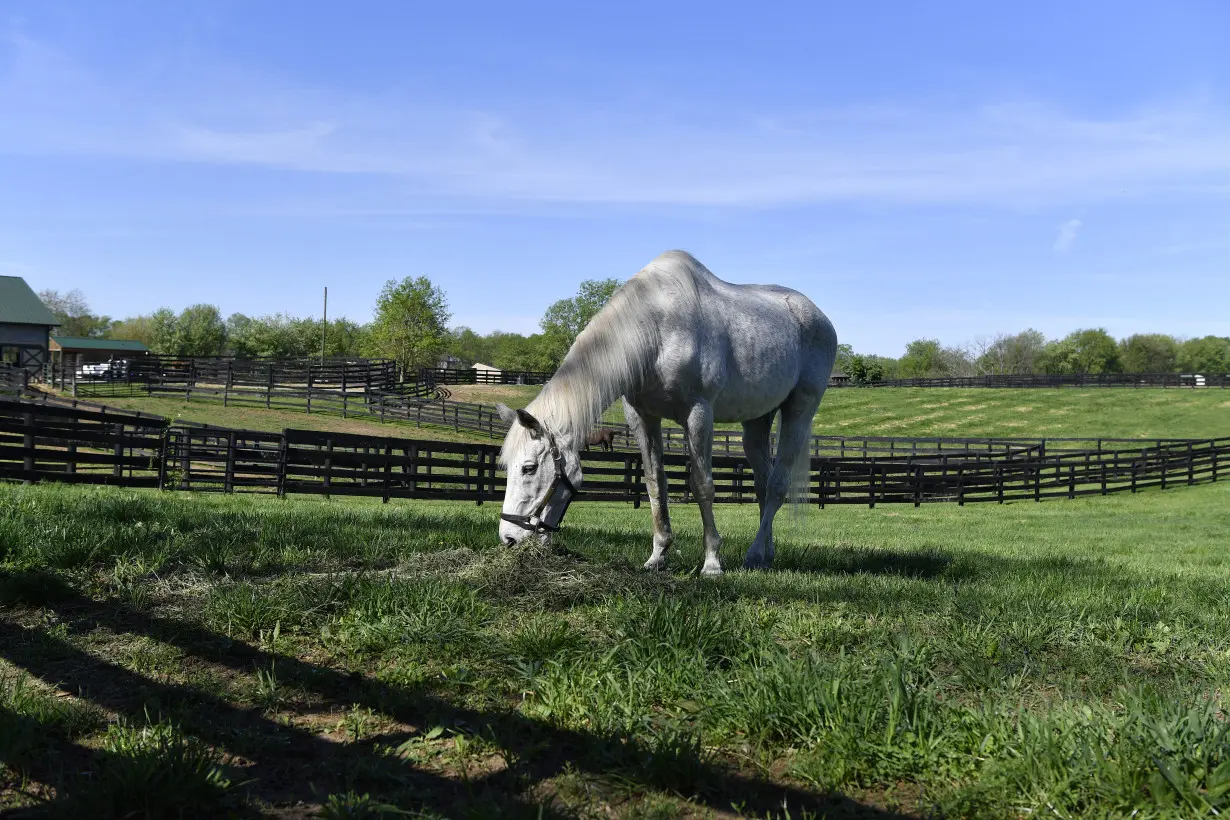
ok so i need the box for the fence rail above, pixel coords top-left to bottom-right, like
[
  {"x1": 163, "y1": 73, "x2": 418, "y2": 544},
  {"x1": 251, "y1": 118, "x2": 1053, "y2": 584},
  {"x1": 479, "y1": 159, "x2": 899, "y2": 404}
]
[
  {"x1": 3, "y1": 398, "x2": 1225, "y2": 509},
  {"x1": 421, "y1": 368, "x2": 555, "y2": 386}
]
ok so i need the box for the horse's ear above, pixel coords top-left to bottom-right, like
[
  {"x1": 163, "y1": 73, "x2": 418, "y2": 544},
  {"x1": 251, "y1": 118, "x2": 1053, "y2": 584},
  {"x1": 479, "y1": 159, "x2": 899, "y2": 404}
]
[
  {"x1": 495, "y1": 403, "x2": 517, "y2": 425},
  {"x1": 515, "y1": 408, "x2": 544, "y2": 438}
]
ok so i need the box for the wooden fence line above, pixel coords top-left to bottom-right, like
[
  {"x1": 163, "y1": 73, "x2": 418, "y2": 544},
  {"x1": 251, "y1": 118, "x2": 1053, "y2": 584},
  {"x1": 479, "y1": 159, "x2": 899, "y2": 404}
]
[{"x1": 4, "y1": 398, "x2": 1227, "y2": 509}]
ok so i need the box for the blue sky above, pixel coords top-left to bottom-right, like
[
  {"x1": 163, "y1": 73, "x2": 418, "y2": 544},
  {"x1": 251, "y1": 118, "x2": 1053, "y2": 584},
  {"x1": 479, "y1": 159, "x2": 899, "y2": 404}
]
[{"x1": 2, "y1": 1, "x2": 1229, "y2": 356}]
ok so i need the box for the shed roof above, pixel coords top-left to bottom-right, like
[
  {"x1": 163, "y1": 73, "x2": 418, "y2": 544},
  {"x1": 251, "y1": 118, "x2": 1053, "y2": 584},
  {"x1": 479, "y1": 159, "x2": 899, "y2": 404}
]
[
  {"x1": 0, "y1": 276, "x2": 59, "y2": 326},
  {"x1": 50, "y1": 336, "x2": 150, "y2": 352}
]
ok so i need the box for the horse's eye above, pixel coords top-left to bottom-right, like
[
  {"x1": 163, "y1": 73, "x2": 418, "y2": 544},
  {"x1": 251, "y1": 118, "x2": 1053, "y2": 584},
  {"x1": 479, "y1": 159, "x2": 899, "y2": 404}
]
[{"x1": 521, "y1": 463, "x2": 537, "y2": 475}]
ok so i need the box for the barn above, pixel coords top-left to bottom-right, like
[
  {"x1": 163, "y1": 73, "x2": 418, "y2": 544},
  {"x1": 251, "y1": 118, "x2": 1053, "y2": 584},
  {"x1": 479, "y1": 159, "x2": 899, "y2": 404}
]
[
  {"x1": 50, "y1": 335, "x2": 151, "y2": 366},
  {"x1": 0, "y1": 275, "x2": 59, "y2": 373}
]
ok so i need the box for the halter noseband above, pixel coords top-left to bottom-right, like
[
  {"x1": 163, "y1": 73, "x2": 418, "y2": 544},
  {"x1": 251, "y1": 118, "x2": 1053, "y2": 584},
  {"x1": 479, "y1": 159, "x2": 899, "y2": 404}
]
[{"x1": 500, "y1": 431, "x2": 578, "y2": 534}]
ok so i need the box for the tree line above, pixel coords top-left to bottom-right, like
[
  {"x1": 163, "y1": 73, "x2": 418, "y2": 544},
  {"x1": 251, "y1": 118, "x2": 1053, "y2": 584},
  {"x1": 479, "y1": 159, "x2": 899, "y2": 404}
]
[
  {"x1": 842, "y1": 329, "x2": 1230, "y2": 384},
  {"x1": 38, "y1": 283, "x2": 1229, "y2": 382},
  {"x1": 36, "y1": 276, "x2": 622, "y2": 376}
]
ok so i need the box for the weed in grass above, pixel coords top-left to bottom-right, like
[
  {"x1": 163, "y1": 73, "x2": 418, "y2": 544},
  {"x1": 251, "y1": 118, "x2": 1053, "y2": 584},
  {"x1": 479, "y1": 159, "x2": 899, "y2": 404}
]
[
  {"x1": 68, "y1": 714, "x2": 233, "y2": 818},
  {"x1": 250, "y1": 661, "x2": 287, "y2": 712},
  {"x1": 0, "y1": 673, "x2": 104, "y2": 768},
  {"x1": 125, "y1": 636, "x2": 185, "y2": 680},
  {"x1": 320, "y1": 790, "x2": 408, "y2": 818}
]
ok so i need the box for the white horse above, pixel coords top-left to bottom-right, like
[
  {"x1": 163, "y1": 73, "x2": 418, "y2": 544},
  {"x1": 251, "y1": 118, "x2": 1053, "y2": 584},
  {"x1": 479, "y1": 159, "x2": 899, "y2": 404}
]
[{"x1": 496, "y1": 250, "x2": 837, "y2": 574}]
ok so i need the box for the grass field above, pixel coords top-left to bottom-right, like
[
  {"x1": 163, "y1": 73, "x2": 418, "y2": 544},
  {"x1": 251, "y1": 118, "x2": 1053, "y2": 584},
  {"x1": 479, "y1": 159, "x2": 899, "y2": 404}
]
[
  {"x1": 433, "y1": 385, "x2": 1230, "y2": 440},
  {"x1": 61, "y1": 393, "x2": 495, "y2": 445},
  {"x1": 75, "y1": 385, "x2": 1230, "y2": 444},
  {"x1": 3, "y1": 473, "x2": 1229, "y2": 817}
]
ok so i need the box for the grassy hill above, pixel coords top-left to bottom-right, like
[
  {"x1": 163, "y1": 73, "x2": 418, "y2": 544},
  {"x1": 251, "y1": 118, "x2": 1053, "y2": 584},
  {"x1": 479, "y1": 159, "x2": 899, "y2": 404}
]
[
  {"x1": 75, "y1": 385, "x2": 1230, "y2": 443},
  {"x1": 451, "y1": 384, "x2": 1230, "y2": 440}
]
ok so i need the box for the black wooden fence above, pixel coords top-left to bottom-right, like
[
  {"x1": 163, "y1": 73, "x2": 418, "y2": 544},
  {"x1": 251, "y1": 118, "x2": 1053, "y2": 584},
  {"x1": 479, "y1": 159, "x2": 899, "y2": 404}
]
[
  {"x1": 4, "y1": 398, "x2": 1225, "y2": 508},
  {"x1": 421, "y1": 368, "x2": 555, "y2": 386}
]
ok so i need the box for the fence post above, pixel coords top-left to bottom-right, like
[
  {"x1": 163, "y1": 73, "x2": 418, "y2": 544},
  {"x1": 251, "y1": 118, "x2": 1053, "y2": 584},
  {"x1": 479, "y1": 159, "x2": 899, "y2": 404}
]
[
  {"x1": 342, "y1": 369, "x2": 348, "y2": 419},
  {"x1": 267, "y1": 364, "x2": 273, "y2": 409},
  {"x1": 224, "y1": 361, "x2": 232, "y2": 407},
  {"x1": 1212, "y1": 442, "x2": 1219, "y2": 482},
  {"x1": 276, "y1": 430, "x2": 288, "y2": 498},
  {"x1": 1188, "y1": 442, "x2": 1195, "y2": 485},
  {"x1": 22, "y1": 409, "x2": 34, "y2": 483},
  {"x1": 224, "y1": 430, "x2": 236, "y2": 493},
  {"x1": 112, "y1": 423, "x2": 123, "y2": 479},
  {"x1": 306, "y1": 366, "x2": 313, "y2": 414}
]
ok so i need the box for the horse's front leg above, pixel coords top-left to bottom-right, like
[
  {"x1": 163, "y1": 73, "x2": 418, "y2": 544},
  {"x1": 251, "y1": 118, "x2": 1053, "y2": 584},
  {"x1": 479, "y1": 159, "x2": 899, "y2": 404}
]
[
  {"x1": 623, "y1": 399, "x2": 673, "y2": 570},
  {"x1": 685, "y1": 401, "x2": 723, "y2": 576}
]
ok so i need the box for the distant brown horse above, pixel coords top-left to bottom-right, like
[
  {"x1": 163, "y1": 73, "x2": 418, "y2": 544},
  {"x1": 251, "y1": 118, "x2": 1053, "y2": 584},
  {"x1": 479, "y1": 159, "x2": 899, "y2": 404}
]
[{"x1": 583, "y1": 427, "x2": 617, "y2": 452}]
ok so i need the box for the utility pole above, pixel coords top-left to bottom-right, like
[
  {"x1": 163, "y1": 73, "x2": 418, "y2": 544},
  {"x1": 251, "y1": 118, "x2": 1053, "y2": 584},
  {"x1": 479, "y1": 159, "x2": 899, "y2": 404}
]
[{"x1": 321, "y1": 286, "x2": 327, "y2": 363}]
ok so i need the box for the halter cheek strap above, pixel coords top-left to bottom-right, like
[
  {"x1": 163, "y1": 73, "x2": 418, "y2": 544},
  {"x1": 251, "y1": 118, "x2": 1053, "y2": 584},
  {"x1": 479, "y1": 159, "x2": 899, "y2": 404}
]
[{"x1": 500, "y1": 432, "x2": 578, "y2": 534}]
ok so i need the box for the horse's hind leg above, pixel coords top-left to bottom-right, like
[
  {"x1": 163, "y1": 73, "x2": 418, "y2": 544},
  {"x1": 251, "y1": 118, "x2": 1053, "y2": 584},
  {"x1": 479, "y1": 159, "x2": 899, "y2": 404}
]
[
  {"x1": 684, "y1": 400, "x2": 723, "y2": 576},
  {"x1": 743, "y1": 388, "x2": 821, "y2": 570},
  {"x1": 740, "y1": 410, "x2": 776, "y2": 563},
  {"x1": 624, "y1": 398, "x2": 674, "y2": 570}
]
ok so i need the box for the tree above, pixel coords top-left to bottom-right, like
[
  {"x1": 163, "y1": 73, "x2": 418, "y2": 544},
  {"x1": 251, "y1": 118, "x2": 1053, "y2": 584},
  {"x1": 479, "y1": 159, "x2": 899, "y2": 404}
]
[
  {"x1": 225, "y1": 314, "x2": 258, "y2": 358},
  {"x1": 898, "y1": 339, "x2": 946, "y2": 378},
  {"x1": 366, "y1": 276, "x2": 451, "y2": 375},
  {"x1": 1176, "y1": 336, "x2": 1230, "y2": 374},
  {"x1": 172, "y1": 304, "x2": 226, "y2": 356},
  {"x1": 846, "y1": 354, "x2": 885, "y2": 385},
  {"x1": 539, "y1": 278, "x2": 622, "y2": 368},
  {"x1": 149, "y1": 309, "x2": 179, "y2": 355},
  {"x1": 1039, "y1": 328, "x2": 1122, "y2": 374},
  {"x1": 107, "y1": 315, "x2": 159, "y2": 349},
  {"x1": 1118, "y1": 334, "x2": 1179, "y2": 373},
  {"x1": 973, "y1": 329, "x2": 1048, "y2": 375},
  {"x1": 38, "y1": 288, "x2": 112, "y2": 337},
  {"x1": 447, "y1": 326, "x2": 494, "y2": 367}
]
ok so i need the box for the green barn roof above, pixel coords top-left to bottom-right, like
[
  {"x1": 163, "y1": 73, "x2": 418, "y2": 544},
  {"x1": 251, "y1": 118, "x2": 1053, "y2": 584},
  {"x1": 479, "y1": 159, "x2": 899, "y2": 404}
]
[
  {"x1": 51, "y1": 336, "x2": 150, "y2": 352},
  {"x1": 0, "y1": 276, "x2": 59, "y2": 326}
]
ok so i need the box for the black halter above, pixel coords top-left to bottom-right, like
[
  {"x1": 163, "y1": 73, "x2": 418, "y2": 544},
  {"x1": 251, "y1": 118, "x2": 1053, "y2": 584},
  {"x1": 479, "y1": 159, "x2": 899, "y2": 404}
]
[{"x1": 500, "y1": 431, "x2": 578, "y2": 534}]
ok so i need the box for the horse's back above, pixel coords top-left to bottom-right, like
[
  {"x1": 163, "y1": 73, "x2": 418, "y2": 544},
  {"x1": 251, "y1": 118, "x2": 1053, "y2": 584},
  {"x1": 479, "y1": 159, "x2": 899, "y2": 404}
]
[{"x1": 628, "y1": 251, "x2": 837, "y2": 420}]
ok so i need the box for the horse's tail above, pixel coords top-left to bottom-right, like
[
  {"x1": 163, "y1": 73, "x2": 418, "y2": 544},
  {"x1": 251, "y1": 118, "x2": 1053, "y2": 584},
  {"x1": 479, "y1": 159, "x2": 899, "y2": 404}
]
[{"x1": 786, "y1": 444, "x2": 811, "y2": 522}]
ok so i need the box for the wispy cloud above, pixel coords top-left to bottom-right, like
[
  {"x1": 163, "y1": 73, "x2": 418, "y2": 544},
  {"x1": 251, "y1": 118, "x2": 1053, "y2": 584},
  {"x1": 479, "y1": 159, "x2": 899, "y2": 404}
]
[
  {"x1": 1052, "y1": 218, "x2": 1083, "y2": 252},
  {"x1": 5, "y1": 30, "x2": 1230, "y2": 210}
]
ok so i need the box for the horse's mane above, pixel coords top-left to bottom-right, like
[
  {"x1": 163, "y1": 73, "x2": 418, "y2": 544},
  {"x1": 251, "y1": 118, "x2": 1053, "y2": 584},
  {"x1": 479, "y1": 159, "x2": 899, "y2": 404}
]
[{"x1": 499, "y1": 251, "x2": 704, "y2": 464}]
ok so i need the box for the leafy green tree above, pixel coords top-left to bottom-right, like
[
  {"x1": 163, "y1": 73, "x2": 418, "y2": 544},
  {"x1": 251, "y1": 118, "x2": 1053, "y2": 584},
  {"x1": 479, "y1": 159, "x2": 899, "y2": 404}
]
[
  {"x1": 1039, "y1": 328, "x2": 1122, "y2": 374},
  {"x1": 172, "y1": 304, "x2": 227, "y2": 356},
  {"x1": 898, "y1": 339, "x2": 946, "y2": 378},
  {"x1": 447, "y1": 326, "x2": 495, "y2": 367},
  {"x1": 225, "y1": 314, "x2": 258, "y2": 358},
  {"x1": 38, "y1": 288, "x2": 112, "y2": 337},
  {"x1": 846, "y1": 354, "x2": 884, "y2": 385},
  {"x1": 1176, "y1": 336, "x2": 1230, "y2": 373},
  {"x1": 149, "y1": 309, "x2": 179, "y2": 355},
  {"x1": 539, "y1": 278, "x2": 622, "y2": 368},
  {"x1": 365, "y1": 276, "x2": 451, "y2": 375},
  {"x1": 107, "y1": 315, "x2": 159, "y2": 349},
  {"x1": 1118, "y1": 334, "x2": 1179, "y2": 373}
]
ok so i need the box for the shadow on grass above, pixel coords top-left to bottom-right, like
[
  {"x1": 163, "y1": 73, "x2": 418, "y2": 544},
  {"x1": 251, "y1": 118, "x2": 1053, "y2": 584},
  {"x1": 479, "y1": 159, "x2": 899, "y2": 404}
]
[{"x1": 0, "y1": 570, "x2": 913, "y2": 819}]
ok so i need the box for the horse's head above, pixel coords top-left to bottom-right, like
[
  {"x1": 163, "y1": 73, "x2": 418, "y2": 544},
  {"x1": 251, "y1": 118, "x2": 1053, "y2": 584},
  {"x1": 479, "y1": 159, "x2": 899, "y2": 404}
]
[{"x1": 495, "y1": 403, "x2": 583, "y2": 546}]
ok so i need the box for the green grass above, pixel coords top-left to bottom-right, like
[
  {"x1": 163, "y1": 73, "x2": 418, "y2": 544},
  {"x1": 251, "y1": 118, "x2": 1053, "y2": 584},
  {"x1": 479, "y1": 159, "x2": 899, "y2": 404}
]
[
  {"x1": 68, "y1": 393, "x2": 495, "y2": 444},
  {"x1": 3, "y1": 476, "x2": 1229, "y2": 817},
  {"x1": 63, "y1": 384, "x2": 1230, "y2": 445},
  {"x1": 469, "y1": 385, "x2": 1230, "y2": 440}
]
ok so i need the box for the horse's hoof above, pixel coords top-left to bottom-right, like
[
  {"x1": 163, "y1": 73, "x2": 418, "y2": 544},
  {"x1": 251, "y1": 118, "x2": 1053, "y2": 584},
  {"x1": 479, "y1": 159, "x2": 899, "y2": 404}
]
[
  {"x1": 700, "y1": 563, "x2": 723, "y2": 577},
  {"x1": 643, "y1": 557, "x2": 667, "y2": 572}
]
